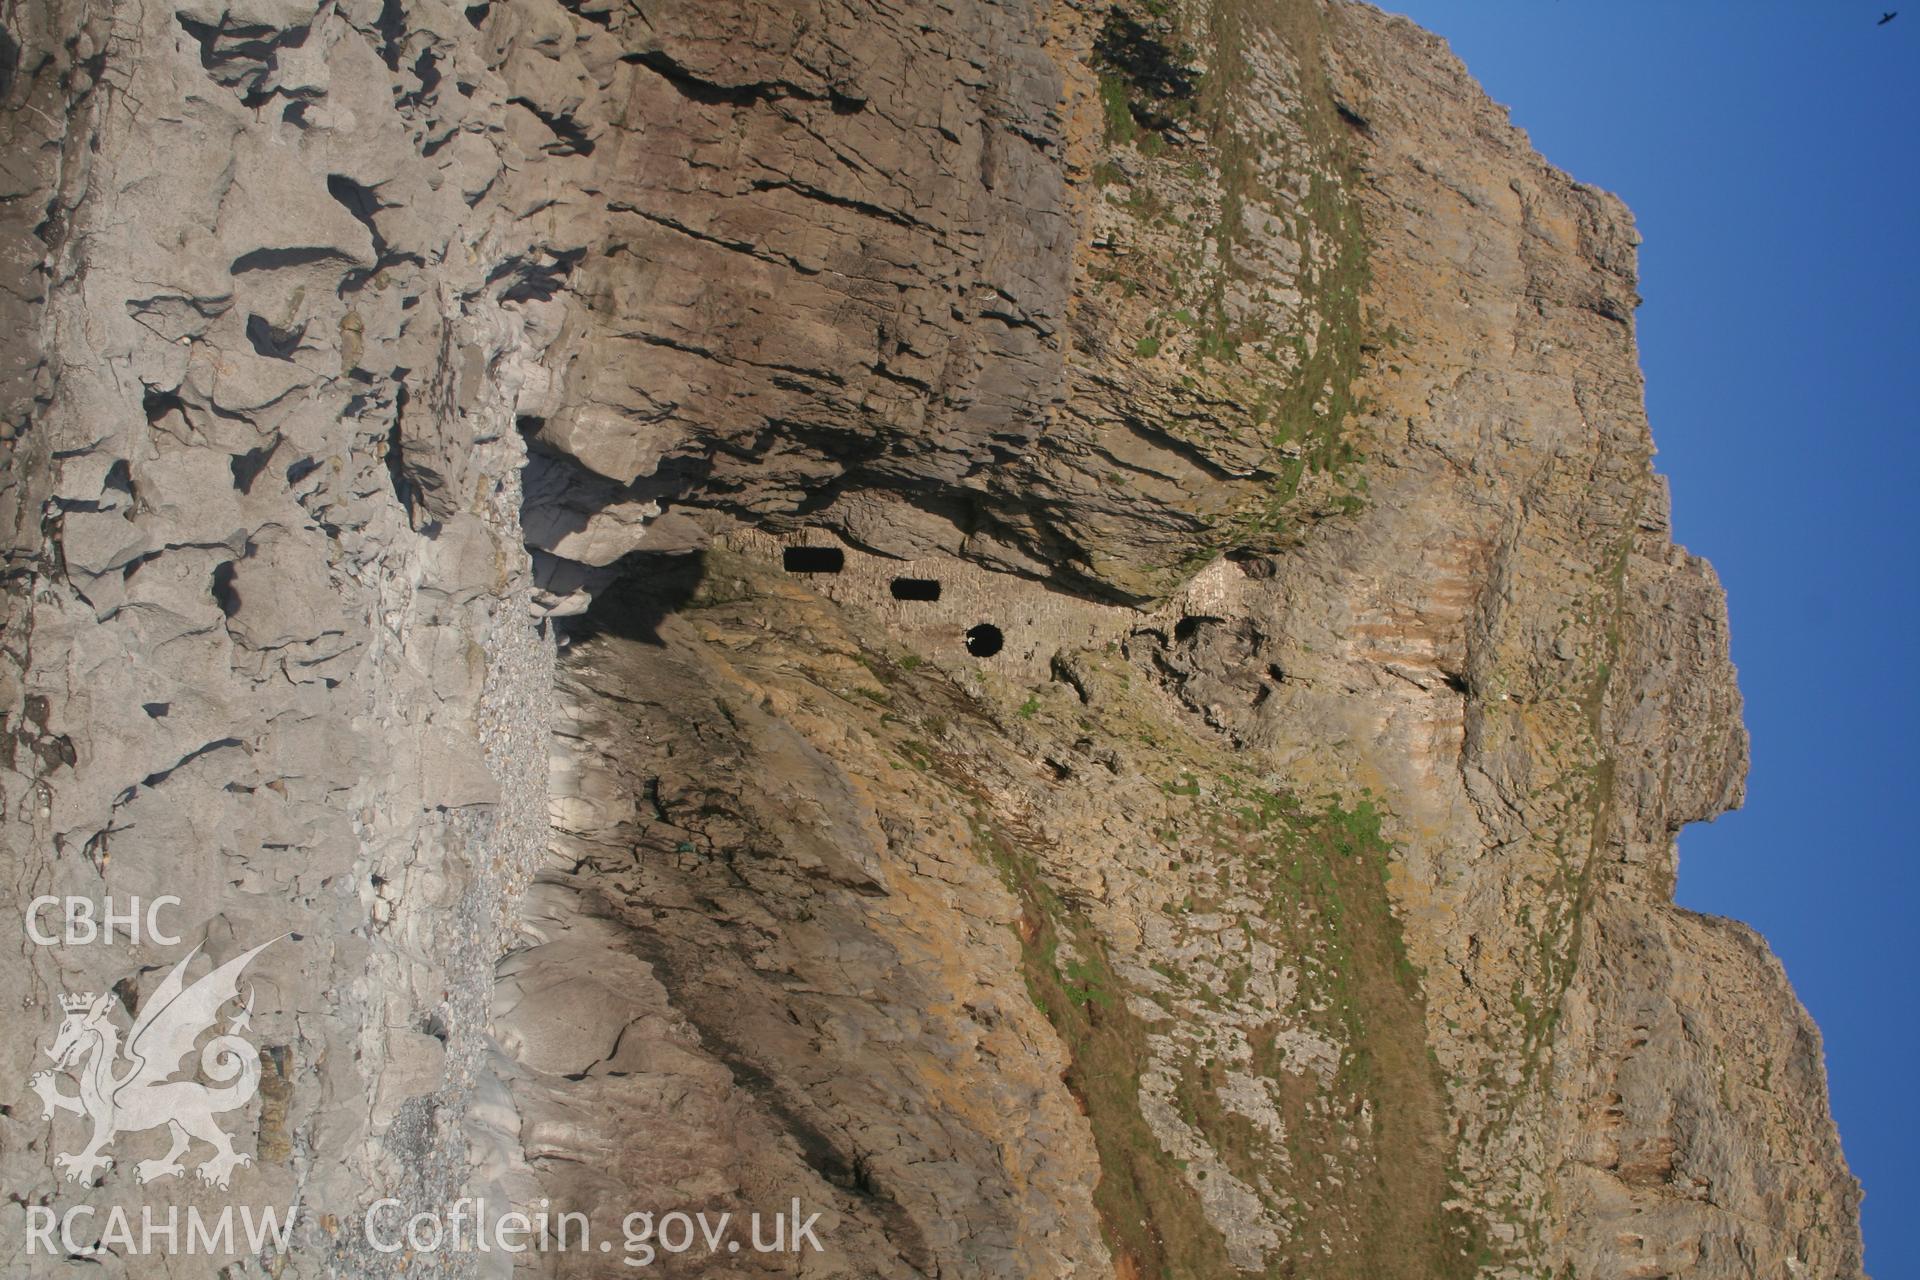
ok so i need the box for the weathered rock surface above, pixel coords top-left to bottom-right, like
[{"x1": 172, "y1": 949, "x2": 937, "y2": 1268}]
[
  {"x1": 1, "y1": 0, "x2": 560, "y2": 1272},
  {"x1": 0, "y1": 1, "x2": 1861, "y2": 1278}
]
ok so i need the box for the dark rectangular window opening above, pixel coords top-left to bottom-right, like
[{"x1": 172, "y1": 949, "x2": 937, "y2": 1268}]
[
  {"x1": 783, "y1": 546, "x2": 845, "y2": 574},
  {"x1": 890, "y1": 577, "x2": 942, "y2": 601}
]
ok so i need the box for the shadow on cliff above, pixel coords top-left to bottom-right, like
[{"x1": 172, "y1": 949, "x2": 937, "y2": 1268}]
[{"x1": 561, "y1": 550, "x2": 707, "y2": 647}]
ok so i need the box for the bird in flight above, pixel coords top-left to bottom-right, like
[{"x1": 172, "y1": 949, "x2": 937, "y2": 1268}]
[{"x1": 1878, "y1": 10, "x2": 1898, "y2": 24}]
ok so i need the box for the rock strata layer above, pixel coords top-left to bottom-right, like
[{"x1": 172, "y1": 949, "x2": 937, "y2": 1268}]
[{"x1": 0, "y1": 1, "x2": 1861, "y2": 1278}]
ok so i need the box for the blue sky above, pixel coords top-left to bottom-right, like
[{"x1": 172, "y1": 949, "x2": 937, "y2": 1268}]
[{"x1": 1382, "y1": 3, "x2": 1918, "y2": 1273}]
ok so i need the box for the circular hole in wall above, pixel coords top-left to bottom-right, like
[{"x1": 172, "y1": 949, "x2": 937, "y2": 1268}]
[{"x1": 965, "y1": 623, "x2": 1004, "y2": 657}]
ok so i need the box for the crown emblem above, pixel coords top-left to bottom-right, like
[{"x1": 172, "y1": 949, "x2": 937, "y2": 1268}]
[{"x1": 59, "y1": 992, "x2": 96, "y2": 1013}]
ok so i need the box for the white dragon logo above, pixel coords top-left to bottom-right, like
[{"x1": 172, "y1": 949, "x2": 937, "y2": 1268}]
[{"x1": 29, "y1": 937, "x2": 279, "y2": 1190}]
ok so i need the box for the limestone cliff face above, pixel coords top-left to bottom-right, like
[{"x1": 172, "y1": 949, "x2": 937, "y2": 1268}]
[{"x1": 0, "y1": 1, "x2": 1861, "y2": 1278}]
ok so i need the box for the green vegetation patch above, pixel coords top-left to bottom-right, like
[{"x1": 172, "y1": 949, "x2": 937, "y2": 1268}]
[
  {"x1": 1179, "y1": 781, "x2": 1485, "y2": 1279},
  {"x1": 971, "y1": 808, "x2": 1243, "y2": 1279},
  {"x1": 1095, "y1": 8, "x2": 1204, "y2": 145}
]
